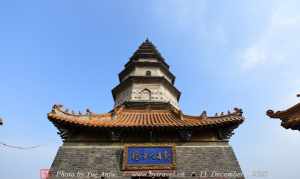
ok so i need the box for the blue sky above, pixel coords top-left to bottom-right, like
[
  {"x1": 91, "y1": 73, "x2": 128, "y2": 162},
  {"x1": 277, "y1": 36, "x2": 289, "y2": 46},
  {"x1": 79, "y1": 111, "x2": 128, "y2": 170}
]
[{"x1": 0, "y1": 0, "x2": 300, "y2": 178}]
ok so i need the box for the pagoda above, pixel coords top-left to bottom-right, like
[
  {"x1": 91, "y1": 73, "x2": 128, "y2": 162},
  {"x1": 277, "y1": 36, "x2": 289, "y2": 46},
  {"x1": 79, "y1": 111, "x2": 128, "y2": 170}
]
[
  {"x1": 48, "y1": 39, "x2": 245, "y2": 179},
  {"x1": 267, "y1": 94, "x2": 300, "y2": 131}
]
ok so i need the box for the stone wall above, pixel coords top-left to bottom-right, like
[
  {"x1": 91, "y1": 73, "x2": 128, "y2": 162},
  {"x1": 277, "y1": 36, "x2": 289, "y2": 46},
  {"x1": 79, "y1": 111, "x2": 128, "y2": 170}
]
[
  {"x1": 115, "y1": 86, "x2": 132, "y2": 106},
  {"x1": 115, "y1": 83, "x2": 179, "y2": 109},
  {"x1": 131, "y1": 83, "x2": 179, "y2": 108},
  {"x1": 49, "y1": 142, "x2": 244, "y2": 179}
]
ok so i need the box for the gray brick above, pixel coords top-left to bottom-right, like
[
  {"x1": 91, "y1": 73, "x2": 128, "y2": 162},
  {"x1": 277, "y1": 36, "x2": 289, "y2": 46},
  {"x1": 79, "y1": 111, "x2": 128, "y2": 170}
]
[{"x1": 49, "y1": 142, "x2": 244, "y2": 179}]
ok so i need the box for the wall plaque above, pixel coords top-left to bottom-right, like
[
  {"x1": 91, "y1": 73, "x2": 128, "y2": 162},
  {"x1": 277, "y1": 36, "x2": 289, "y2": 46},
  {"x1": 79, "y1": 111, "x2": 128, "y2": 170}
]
[{"x1": 122, "y1": 144, "x2": 176, "y2": 170}]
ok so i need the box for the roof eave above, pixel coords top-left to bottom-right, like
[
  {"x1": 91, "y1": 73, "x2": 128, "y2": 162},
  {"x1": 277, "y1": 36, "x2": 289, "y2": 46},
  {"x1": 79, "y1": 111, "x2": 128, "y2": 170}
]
[
  {"x1": 267, "y1": 102, "x2": 300, "y2": 119},
  {"x1": 119, "y1": 61, "x2": 175, "y2": 84}
]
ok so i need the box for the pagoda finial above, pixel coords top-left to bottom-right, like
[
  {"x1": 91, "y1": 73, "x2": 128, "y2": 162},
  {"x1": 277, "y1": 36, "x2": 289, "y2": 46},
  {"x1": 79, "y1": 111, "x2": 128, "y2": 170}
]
[{"x1": 145, "y1": 38, "x2": 150, "y2": 43}]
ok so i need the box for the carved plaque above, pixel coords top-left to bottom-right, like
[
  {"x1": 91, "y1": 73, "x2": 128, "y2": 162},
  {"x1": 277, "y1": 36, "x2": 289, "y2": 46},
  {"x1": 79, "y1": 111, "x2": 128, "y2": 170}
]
[{"x1": 122, "y1": 144, "x2": 176, "y2": 170}]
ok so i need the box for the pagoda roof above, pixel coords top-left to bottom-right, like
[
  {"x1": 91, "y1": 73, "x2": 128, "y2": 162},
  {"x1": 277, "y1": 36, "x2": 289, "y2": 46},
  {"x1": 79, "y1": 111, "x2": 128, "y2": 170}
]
[
  {"x1": 119, "y1": 61, "x2": 176, "y2": 84},
  {"x1": 267, "y1": 101, "x2": 300, "y2": 130},
  {"x1": 48, "y1": 104, "x2": 244, "y2": 129},
  {"x1": 125, "y1": 39, "x2": 169, "y2": 69}
]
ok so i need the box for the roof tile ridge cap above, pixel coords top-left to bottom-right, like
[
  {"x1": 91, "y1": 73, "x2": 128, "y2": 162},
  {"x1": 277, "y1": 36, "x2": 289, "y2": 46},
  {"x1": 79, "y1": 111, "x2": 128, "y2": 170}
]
[
  {"x1": 49, "y1": 104, "x2": 97, "y2": 118},
  {"x1": 182, "y1": 111, "x2": 208, "y2": 120},
  {"x1": 182, "y1": 114, "x2": 199, "y2": 119},
  {"x1": 233, "y1": 107, "x2": 243, "y2": 117},
  {"x1": 169, "y1": 107, "x2": 184, "y2": 121},
  {"x1": 94, "y1": 112, "x2": 112, "y2": 117},
  {"x1": 112, "y1": 105, "x2": 125, "y2": 119},
  {"x1": 49, "y1": 104, "x2": 68, "y2": 117},
  {"x1": 207, "y1": 108, "x2": 244, "y2": 119}
]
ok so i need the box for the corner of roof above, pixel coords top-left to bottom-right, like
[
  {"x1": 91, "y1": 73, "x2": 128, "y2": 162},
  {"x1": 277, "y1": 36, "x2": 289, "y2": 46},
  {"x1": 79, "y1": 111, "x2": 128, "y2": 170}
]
[{"x1": 48, "y1": 104, "x2": 97, "y2": 118}]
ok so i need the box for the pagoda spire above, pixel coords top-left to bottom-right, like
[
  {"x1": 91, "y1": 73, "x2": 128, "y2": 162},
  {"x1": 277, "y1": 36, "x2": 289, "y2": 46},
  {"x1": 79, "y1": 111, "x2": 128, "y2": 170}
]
[
  {"x1": 125, "y1": 39, "x2": 169, "y2": 68},
  {"x1": 112, "y1": 40, "x2": 181, "y2": 109}
]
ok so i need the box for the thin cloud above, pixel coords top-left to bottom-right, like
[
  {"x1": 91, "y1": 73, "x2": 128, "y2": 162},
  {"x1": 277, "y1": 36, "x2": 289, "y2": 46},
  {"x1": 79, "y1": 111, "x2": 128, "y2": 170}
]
[
  {"x1": 241, "y1": 46, "x2": 267, "y2": 69},
  {"x1": 239, "y1": 2, "x2": 300, "y2": 70}
]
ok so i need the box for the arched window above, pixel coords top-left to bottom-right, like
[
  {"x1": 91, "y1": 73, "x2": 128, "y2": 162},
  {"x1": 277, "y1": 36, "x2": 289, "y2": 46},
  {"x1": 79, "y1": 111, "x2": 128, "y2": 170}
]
[
  {"x1": 146, "y1": 70, "x2": 151, "y2": 76},
  {"x1": 140, "y1": 89, "x2": 151, "y2": 101}
]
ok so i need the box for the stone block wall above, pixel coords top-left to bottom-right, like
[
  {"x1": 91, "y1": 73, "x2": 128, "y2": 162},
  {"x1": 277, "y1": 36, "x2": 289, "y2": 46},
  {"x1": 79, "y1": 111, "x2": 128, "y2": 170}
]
[{"x1": 49, "y1": 142, "x2": 244, "y2": 179}]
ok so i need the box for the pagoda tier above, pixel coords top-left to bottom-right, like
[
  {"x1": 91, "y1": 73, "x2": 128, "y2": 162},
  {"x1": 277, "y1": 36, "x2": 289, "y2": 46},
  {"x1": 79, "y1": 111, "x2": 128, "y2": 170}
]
[
  {"x1": 119, "y1": 60, "x2": 176, "y2": 84},
  {"x1": 48, "y1": 103, "x2": 244, "y2": 141},
  {"x1": 125, "y1": 39, "x2": 169, "y2": 69},
  {"x1": 112, "y1": 39, "x2": 181, "y2": 109},
  {"x1": 112, "y1": 76, "x2": 180, "y2": 101},
  {"x1": 267, "y1": 96, "x2": 300, "y2": 130}
]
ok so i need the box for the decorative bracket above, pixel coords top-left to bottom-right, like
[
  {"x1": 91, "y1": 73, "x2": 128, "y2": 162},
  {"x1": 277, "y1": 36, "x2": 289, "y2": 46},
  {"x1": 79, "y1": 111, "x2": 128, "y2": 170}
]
[
  {"x1": 111, "y1": 131, "x2": 122, "y2": 141},
  {"x1": 217, "y1": 125, "x2": 237, "y2": 140},
  {"x1": 179, "y1": 130, "x2": 193, "y2": 142}
]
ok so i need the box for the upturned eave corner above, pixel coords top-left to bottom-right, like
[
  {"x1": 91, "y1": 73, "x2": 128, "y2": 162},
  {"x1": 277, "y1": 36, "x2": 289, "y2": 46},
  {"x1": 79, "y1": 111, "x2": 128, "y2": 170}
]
[
  {"x1": 266, "y1": 100, "x2": 300, "y2": 130},
  {"x1": 267, "y1": 102, "x2": 300, "y2": 118}
]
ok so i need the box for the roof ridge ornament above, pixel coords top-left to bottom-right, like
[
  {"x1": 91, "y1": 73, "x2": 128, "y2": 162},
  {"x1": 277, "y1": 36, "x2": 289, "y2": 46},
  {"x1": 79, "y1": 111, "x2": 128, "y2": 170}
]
[
  {"x1": 200, "y1": 111, "x2": 207, "y2": 118},
  {"x1": 233, "y1": 108, "x2": 243, "y2": 116},
  {"x1": 86, "y1": 108, "x2": 92, "y2": 115},
  {"x1": 267, "y1": 96, "x2": 300, "y2": 130},
  {"x1": 51, "y1": 104, "x2": 95, "y2": 117},
  {"x1": 266, "y1": 109, "x2": 275, "y2": 117},
  {"x1": 52, "y1": 104, "x2": 63, "y2": 113}
]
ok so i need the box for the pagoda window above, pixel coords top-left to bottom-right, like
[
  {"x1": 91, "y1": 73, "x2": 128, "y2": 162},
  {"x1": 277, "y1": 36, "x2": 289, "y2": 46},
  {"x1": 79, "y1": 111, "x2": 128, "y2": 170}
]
[
  {"x1": 140, "y1": 89, "x2": 151, "y2": 101},
  {"x1": 146, "y1": 70, "x2": 152, "y2": 76}
]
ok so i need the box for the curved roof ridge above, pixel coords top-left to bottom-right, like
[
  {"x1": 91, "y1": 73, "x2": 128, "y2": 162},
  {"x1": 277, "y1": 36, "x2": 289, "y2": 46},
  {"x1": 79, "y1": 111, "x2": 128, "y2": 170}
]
[
  {"x1": 183, "y1": 108, "x2": 243, "y2": 119},
  {"x1": 49, "y1": 104, "x2": 112, "y2": 120}
]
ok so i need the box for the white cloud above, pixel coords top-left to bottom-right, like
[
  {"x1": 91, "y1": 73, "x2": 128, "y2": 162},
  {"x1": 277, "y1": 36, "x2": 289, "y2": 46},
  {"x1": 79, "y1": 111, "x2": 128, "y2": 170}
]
[
  {"x1": 241, "y1": 46, "x2": 267, "y2": 69},
  {"x1": 240, "y1": 1, "x2": 300, "y2": 70}
]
